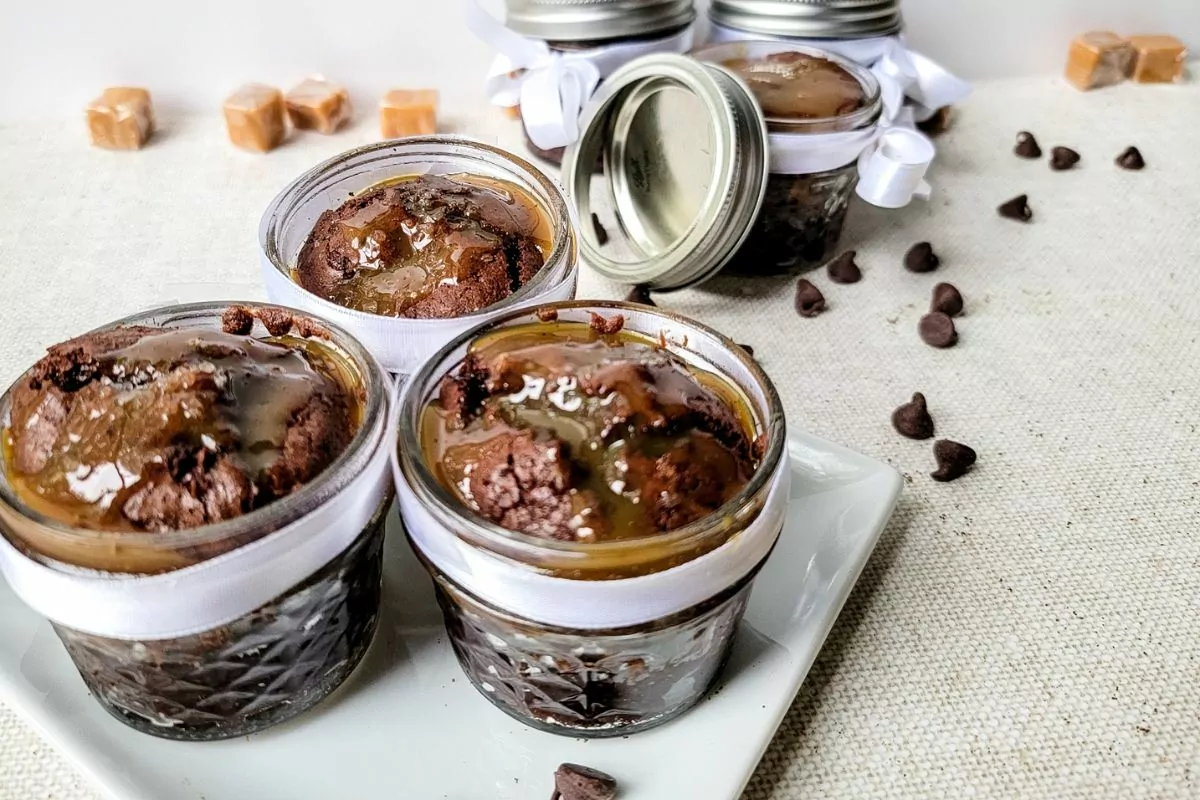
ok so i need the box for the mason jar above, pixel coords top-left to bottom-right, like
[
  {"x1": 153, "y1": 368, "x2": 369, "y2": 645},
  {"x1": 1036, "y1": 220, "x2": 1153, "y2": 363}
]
[
  {"x1": 393, "y1": 301, "x2": 790, "y2": 737},
  {"x1": 259, "y1": 137, "x2": 578, "y2": 375},
  {"x1": 0, "y1": 302, "x2": 393, "y2": 740}
]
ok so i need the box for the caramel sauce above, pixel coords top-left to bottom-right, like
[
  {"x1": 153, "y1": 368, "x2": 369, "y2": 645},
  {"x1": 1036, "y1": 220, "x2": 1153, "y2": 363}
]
[{"x1": 722, "y1": 52, "x2": 866, "y2": 120}]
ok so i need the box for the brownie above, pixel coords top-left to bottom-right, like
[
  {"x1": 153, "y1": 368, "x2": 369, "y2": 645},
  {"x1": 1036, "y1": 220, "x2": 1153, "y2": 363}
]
[
  {"x1": 6, "y1": 325, "x2": 356, "y2": 532},
  {"x1": 424, "y1": 323, "x2": 757, "y2": 541},
  {"x1": 295, "y1": 174, "x2": 549, "y2": 319}
]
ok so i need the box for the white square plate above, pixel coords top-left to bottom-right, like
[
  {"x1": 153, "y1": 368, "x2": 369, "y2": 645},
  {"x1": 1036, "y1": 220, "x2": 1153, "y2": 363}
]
[{"x1": 0, "y1": 433, "x2": 901, "y2": 800}]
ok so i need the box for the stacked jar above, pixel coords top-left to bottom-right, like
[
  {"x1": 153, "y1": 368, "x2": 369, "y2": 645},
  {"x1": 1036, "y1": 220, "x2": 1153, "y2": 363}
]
[{"x1": 469, "y1": 0, "x2": 697, "y2": 165}]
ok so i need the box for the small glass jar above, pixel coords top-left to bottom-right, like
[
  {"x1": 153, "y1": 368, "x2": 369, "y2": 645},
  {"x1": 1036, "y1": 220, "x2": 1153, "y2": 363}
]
[
  {"x1": 694, "y1": 41, "x2": 882, "y2": 273},
  {"x1": 259, "y1": 137, "x2": 578, "y2": 375},
  {"x1": 394, "y1": 301, "x2": 789, "y2": 737},
  {"x1": 0, "y1": 302, "x2": 393, "y2": 741}
]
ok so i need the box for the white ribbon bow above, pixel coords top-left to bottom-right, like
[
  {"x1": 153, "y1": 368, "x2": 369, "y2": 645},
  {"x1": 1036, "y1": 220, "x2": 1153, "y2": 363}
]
[{"x1": 467, "y1": 0, "x2": 694, "y2": 150}]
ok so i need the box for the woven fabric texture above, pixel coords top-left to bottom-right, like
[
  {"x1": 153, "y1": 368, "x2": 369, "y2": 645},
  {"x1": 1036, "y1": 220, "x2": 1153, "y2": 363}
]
[{"x1": 2, "y1": 75, "x2": 1198, "y2": 799}]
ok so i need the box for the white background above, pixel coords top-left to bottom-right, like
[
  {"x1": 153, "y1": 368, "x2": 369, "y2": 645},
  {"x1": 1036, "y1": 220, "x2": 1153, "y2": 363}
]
[{"x1": 0, "y1": 0, "x2": 1195, "y2": 121}]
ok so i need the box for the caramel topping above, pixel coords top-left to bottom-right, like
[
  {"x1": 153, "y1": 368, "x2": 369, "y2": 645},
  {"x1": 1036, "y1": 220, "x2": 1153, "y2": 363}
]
[{"x1": 723, "y1": 51, "x2": 866, "y2": 120}]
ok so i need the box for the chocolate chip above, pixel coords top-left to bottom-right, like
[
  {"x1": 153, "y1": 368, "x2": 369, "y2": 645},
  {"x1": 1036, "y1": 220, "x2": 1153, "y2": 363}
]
[
  {"x1": 892, "y1": 392, "x2": 935, "y2": 440},
  {"x1": 221, "y1": 305, "x2": 254, "y2": 336},
  {"x1": 553, "y1": 763, "x2": 618, "y2": 800},
  {"x1": 826, "y1": 251, "x2": 862, "y2": 283},
  {"x1": 256, "y1": 307, "x2": 295, "y2": 337},
  {"x1": 1049, "y1": 146, "x2": 1080, "y2": 171},
  {"x1": 590, "y1": 213, "x2": 609, "y2": 246},
  {"x1": 916, "y1": 106, "x2": 952, "y2": 137},
  {"x1": 737, "y1": 343, "x2": 754, "y2": 357},
  {"x1": 931, "y1": 439, "x2": 977, "y2": 482},
  {"x1": 794, "y1": 279, "x2": 826, "y2": 317},
  {"x1": 997, "y1": 194, "x2": 1032, "y2": 222},
  {"x1": 930, "y1": 282, "x2": 964, "y2": 316},
  {"x1": 1014, "y1": 131, "x2": 1042, "y2": 159},
  {"x1": 536, "y1": 307, "x2": 558, "y2": 322},
  {"x1": 588, "y1": 312, "x2": 624, "y2": 335},
  {"x1": 625, "y1": 283, "x2": 655, "y2": 306},
  {"x1": 918, "y1": 312, "x2": 957, "y2": 348},
  {"x1": 1116, "y1": 146, "x2": 1145, "y2": 170},
  {"x1": 904, "y1": 242, "x2": 939, "y2": 273}
]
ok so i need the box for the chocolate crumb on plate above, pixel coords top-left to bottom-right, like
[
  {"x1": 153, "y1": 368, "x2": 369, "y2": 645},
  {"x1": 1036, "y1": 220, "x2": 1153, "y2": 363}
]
[
  {"x1": 794, "y1": 279, "x2": 826, "y2": 317},
  {"x1": 931, "y1": 439, "x2": 977, "y2": 482},
  {"x1": 536, "y1": 307, "x2": 558, "y2": 322},
  {"x1": 625, "y1": 283, "x2": 655, "y2": 306},
  {"x1": 918, "y1": 312, "x2": 957, "y2": 348},
  {"x1": 930, "y1": 282, "x2": 964, "y2": 316},
  {"x1": 904, "y1": 242, "x2": 939, "y2": 273},
  {"x1": 997, "y1": 194, "x2": 1032, "y2": 222},
  {"x1": 826, "y1": 251, "x2": 862, "y2": 284},
  {"x1": 1014, "y1": 131, "x2": 1042, "y2": 159},
  {"x1": 1116, "y1": 146, "x2": 1145, "y2": 170},
  {"x1": 588, "y1": 312, "x2": 624, "y2": 335},
  {"x1": 590, "y1": 213, "x2": 609, "y2": 246},
  {"x1": 552, "y1": 763, "x2": 618, "y2": 800},
  {"x1": 892, "y1": 392, "x2": 935, "y2": 439},
  {"x1": 221, "y1": 305, "x2": 255, "y2": 335},
  {"x1": 1050, "y1": 146, "x2": 1081, "y2": 171}
]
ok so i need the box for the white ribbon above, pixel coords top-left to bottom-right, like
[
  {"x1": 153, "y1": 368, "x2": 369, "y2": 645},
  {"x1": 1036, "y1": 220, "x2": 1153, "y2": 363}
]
[
  {"x1": 468, "y1": 0, "x2": 694, "y2": 150},
  {"x1": 0, "y1": 419, "x2": 394, "y2": 641},
  {"x1": 708, "y1": 25, "x2": 971, "y2": 124}
]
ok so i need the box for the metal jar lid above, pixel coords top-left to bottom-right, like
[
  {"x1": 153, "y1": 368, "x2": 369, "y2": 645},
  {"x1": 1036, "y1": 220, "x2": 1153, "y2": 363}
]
[
  {"x1": 506, "y1": 0, "x2": 696, "y2": 43},
  {"x1": 561, "y1": 54, "x2": 770, "y2": 290},
  {"x1": 709, "y1": 0, "x2": 903, "y2": 40}
]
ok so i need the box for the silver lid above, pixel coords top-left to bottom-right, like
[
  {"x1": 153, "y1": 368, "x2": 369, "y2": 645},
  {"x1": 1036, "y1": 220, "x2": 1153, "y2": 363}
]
[
  {"x1": 506, "y1": 0, "x2": 695, "y2": 43},
  {"x1": 562, "y1": 54, "x2": 770, "y2": 290},
  {"x1": 709, "y1": 0, "x2": 903, "y2": 40}
]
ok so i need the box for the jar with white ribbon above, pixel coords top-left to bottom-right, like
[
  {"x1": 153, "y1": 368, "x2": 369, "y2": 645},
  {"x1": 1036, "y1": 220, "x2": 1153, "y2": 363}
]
[
  {"x1": 393, "y1": 301, "x2": 790, "y2": 737},
  {"x1": 469, "y1": 0, "x2": 697, "y2": 165},
  {"x1": 0, "y1": 302, "x2": 394, "y2": 740}
]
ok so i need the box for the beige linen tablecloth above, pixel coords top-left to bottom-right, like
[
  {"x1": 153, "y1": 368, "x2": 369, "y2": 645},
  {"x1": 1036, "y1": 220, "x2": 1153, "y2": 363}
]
[{"x1": 1, "y1": 75, "x2": 1198, "y2": 799}]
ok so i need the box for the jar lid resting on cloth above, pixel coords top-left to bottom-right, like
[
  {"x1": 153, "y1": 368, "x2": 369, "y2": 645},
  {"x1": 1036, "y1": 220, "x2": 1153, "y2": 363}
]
[
  {"x1": 709, "y1": 0, "x2": 903, "y2": 40},
  {"x1": 506, "y1": 0, "x2": 696, "y2": 42}
]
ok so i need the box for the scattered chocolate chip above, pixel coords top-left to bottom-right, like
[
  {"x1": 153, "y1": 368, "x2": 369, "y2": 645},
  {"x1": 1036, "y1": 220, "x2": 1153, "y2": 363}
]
[
  {"x1": 256, "y1": 307, "x2": 295, "y2": 337},
  {"x1": 1049, "y1": 146, "x2": 1080, "y2": 171},
  {"x1": 931, "y1": 439, "x2": 977, "y2": 482},
  {"x1": 737, "y1": 343, "x2": 754, "y2": 357},
  {"x1": 588, "y1": 312, "x2": 624, "y2": 335},
  {"x1": 625, "y1": 283, "x2": 655, "y2": 306},
  {"x1": 552, "y1": 763, "x2": 618, "y2": 800},
  {"x1": 1116, "y1": 146, "x2": 1145, "y2": 170},
  {"x1": 997, "y1": 194, "x2": 1032, "y2": 222},
  {"x1": 826, "y1": 251, "x2": 862, "y2": 284},
  {"x1": 1014, "y1": 131, "x2": 1042, "y2": 159},
  {"x1": 221, "y1": 305, "x2": 254, "y2": 335},
  {"x1": 904, "y1": 242, "x2": 939, "y2": 273},
  {"x1": 892, "y1": 392, "x2": 935, "y2": 440},
  {"x1": 916, "y1": 106, "x2": 952, "y2": 137},
  {"x1": 930, "y1": 282, "x2": 964, "y2": 317},
  {"x1": 918, "y1": 312, "x2": 957, "y2": 348},
  {"x1": 590, "y1": 213, "x2": 609, "y2": 246},
  {"x1": 536, "y1": 307, "x2": 558, "y2": 322},
  {"x1": 794, "y1": 279, "x2": 826, "y2": 317}
]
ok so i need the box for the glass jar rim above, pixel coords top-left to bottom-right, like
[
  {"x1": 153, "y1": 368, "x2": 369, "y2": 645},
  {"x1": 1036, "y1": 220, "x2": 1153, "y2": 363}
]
[
  {"x1": 258, "y1": 136, "x2": 577, "y2": 328},
  {"x1": 692, "y1": 41, "x2": 883, "y2": 133},
  {"x1": 0, "y1": 301, "x2": 390, "y2": 555},
  {"x1": 396, "y1": 299, "x2": 787, "y2": 574}
]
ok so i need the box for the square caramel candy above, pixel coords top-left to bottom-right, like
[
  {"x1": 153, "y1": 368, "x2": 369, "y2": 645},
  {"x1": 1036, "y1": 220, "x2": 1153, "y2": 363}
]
[
  {"x1": 380, "y1": 89, "x2": 438, "y2": 139},
  {"x1": 1128, "y1": 35, "x2": 1187, "y2": 83},
  {"x1": 1065, "y1": 32, "x2": 1134, "y2": 90},
  {"x1": 86, "y1": 87, "x2": 155, "y2": 150},
  {"x1": 224, "y1": 84, "x2": 286, "y2": 153},
  {"x1": 285, "y1": 77, "x2": 352, "y2": 134}
]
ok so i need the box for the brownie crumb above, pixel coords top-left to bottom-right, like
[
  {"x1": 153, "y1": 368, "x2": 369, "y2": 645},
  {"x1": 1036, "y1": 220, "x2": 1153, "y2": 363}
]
[
  {"x1": 1014, "y1": 131, "x2": 1042, "y2": 159},
  {"x1": 930, "y1": 282, "x2": 964, "y2": 317},
  {"x1": 589, "y1": 312, "x2": 625, "y2": 335},
  {"x1": 795, "y1": 279, "x2": 826, "y2": 317},
  {"x1": 931, "y1": 439, "x2": 977, "y2": 482},
  {"x1": 1116, "y1": 146, "x2": 1145, "y2": 170},
  {"x1": 1050, "y1": 146, "x2": 1081, "y2": 171},
  {"x1": 257, "y1": 307, "x2": 295, "y2": 337},
  {"x1": 293, "y1": 317, "x2": 331, "y2": 339},
  {"x1": 918, "y1": 312, "x2": 957, "y2": 348},
  {"x1": 553, "y1": 763, "x2": 618, "y2": 800},
  {"x1": 904, "y1": 242, "x2": 940, "y2": 273},
  {"x1": 590, "y1": 213, "x2": 609, "y2": 246},
  {"x1": 625, "y1": 284, "x2": 655, "y2": 306},
  {"x1": 892, "y1": 392, "x2": 935, "y2": 439},
  {"x1": 536, "y1": 307, "x2": 559, "y2": 322},
  {"x1": 221, "y1": 305, "x2": 255, "y2": 336},
  {"x1": 997, "y1": 194, "x2": 1032, "y2": 222},
  {"x1": 826, "y1": 251, "x2": 862, "y2": 284}
]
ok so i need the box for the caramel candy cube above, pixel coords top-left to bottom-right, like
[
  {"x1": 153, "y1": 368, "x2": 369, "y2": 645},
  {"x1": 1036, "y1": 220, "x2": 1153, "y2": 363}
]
[
  {"x1": 1128, "y1": 35, "x2": 1187, "y2": 83},
  {"x1": 1065, "y1": 32, "x2": 1134, "y2": 90},
  {"x1": 223, "y1": 84, "x2": 286, "y2": 152},
  {"x1": 285, "y1": 77, "x2": 352, "y2": 134},
  {"x1": 86, "y1": 87, "x2": 155, "y2": 150},
  {"x1": 380, "y1": 89, "x2": 438, "y2": 138}
]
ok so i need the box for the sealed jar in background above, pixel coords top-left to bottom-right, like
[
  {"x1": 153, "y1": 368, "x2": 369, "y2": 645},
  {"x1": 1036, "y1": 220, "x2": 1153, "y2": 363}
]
[
  {"x1": 393, "y1": 301, "x2": 789, "y2": 737},
  {"x1": 0, "y1": 302, "x2": 393, "y2": 740},
  {"x1": 469, "y1": 0, "x2": 695, "y2": 165},
  {"x1": 260, "y1": 137, "x2": 578, "y2": 375}
]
